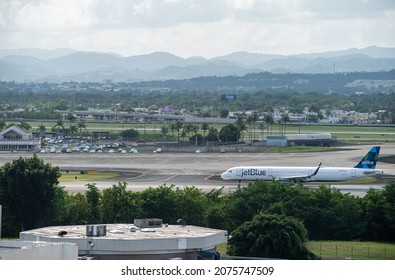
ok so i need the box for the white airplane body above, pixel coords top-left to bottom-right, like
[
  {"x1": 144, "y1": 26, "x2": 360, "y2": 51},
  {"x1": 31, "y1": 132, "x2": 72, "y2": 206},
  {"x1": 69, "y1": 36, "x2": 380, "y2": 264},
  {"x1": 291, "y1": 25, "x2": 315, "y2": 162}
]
[{"x1": 221, "y1": 146, "x2": 383, "y2": 183}]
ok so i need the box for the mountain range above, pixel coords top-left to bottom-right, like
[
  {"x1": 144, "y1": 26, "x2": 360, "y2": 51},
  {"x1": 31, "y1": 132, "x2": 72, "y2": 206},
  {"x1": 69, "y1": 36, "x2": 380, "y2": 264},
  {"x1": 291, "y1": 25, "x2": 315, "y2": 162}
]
[{"x1": 0, "y1": 46, "x2": 394, "y2": 83}]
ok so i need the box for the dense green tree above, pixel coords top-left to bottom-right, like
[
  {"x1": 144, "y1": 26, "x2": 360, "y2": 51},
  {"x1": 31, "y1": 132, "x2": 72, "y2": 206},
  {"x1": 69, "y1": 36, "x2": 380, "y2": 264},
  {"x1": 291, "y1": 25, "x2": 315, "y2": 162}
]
[
  {"x1": 205, "y1": 188, "x2": 227, "y2": 229},
  {"x1": 85, "y1": 183, "x2": 102, "y2": 224},
  {"x1": 219, "y1": 109, "x2": 229, "y2": 118},
  {"x1": 174, "y1": 187, "x2": 208, "y2": 226},
  {"x1": 0, "y1": 155, "x2": 60, "y2": 235},
  {"x1": 223, "y1": 181, "x2": 307, "y2": 232},
  {"x1": 361, "y1": 188, "x2": 388, "y2": 240},
  {"x1": 101, "y1": 182, "x2": 137, "y2": 223},
  {"x1": 228, "y1": 213, "x2": 317, "y2": 259},
  {"x1": 303, "y1": 186, "x2": 364, "y2": 240},
  {"x1": 68, "y1": 193, "x2": 90, "y2": 224},
  {"x1": 140, "y1": 185, "x2": 179, "y2": 224},
  {"x1": 206, "y1": 127, "x2": 219, "y2": 142},
  {"x1": 48, "y1": 186, "x2": 73, "y2": 226},
  {"x1": 120, "y1": 128, "x2": 139, "y2": 141},
  {"x1": 382, "y1": 181, "x2": 395, "y2": 240},
  {"x1": 219, "y1": 124, "x2": 240, "y2": 143}
]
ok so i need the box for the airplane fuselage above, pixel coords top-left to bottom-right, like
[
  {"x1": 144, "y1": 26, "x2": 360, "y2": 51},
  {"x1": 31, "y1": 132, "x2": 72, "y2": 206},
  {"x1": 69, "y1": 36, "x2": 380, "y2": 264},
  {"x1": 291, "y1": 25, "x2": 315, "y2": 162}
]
[{"x1": 221, "y1": 166, "x2": 383, "y2": 182}]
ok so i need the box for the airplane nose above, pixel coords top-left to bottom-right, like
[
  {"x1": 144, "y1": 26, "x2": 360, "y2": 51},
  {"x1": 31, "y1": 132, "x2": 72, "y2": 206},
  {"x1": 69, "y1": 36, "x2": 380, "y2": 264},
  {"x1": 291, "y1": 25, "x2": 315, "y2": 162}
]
[{"x1": 220, "y1": 172, "x2": 227, "y2": 180}]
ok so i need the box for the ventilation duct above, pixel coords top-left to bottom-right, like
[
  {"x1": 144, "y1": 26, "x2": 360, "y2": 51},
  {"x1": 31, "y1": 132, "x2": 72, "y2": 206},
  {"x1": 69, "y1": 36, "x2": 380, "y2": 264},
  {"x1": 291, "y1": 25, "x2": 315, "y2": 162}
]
[{"x1": 86, "y1": 225, "x2": 107, "y2": 237}]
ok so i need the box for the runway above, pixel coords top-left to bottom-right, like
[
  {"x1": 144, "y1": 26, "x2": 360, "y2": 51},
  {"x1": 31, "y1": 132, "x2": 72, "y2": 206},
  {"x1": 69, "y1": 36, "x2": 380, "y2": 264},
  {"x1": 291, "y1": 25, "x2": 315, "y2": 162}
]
[{"x1": 1, "y1": 144, "x2": 394, "y2": 196}]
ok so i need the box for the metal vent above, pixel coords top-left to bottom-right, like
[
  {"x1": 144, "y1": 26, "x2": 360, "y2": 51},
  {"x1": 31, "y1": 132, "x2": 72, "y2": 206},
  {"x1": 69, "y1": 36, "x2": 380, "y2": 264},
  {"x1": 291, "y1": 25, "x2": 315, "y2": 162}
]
[
  {"x1": 134, "y1": 218, "x2": 163, "y2": 228},
  {"x1": 86, "y1": 225, "x2": 107, "y2": 237}
]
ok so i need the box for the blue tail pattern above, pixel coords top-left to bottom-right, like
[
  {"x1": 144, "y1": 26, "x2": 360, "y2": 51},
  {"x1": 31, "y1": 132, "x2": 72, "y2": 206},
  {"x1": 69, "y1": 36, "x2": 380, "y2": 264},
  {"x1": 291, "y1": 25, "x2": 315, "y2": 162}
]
[{"x1": 354, "y1": 146, "x2": 380, "y2": 169}]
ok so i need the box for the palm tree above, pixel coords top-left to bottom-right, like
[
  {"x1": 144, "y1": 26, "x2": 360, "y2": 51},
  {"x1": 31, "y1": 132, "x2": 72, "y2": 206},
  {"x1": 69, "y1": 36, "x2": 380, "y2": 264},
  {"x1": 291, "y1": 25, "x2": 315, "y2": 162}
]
[
  {"x1": 66, "y1": 113, "x2": 77, "y2": 124},
  {"x1": 201, "y1": 123, "x2": 209, "y2": 139},
  {"x1": 183, "y1": 124, "x2": 194, "y2": 138},
  {"x1": 77, "y1": 122, "x2": 87, "y2": 140},
  {"x1": 246, "y1": 115, "x2": 254, "y2": 142},
  {"x1": 281, "y1": 114, "x2": 290, "y2": 136},
  {"x1": 264, "y1": 115, "x2": 274, "y2": 135},
  {"x1": 19, "y1": 121, "x2": 31, "y2": 131},
  {"x1": 37, "y1": 124, "x2": 46, "y2": 140},
  {"x1": 161, "y1": 125, "x2": 169, "y2": 147},
  {"x1": 0, "y1": 118, "x2": 6, "y2": 130},
  {"x1": 66, "y1": 113, "x2": 77, "y2": 140},
  {"x1": 53, "y1": 119, "x2": 64, "y2": 139},
  {"x1": 69, "y1": 125, "x2": 78, "y2": 140},
  {"x1": 258, "y1": 122, "x2": 265, "y2": 138},
  {"x1": 235, "y1": 115, "x2": 247, "y2": 142},
  {"x1": 174, "y1": 121, "x2": 183, "y2": 144},
  {"x1": 247, "y1": 113, "x2": 259, "y2": 142}
]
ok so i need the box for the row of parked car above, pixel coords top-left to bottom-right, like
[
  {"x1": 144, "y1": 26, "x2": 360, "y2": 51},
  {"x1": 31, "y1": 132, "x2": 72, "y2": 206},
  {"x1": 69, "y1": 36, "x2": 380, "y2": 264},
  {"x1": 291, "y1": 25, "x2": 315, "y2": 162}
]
[{"x1": 40, "y1": 140, "x2": 139, "y2": 154}]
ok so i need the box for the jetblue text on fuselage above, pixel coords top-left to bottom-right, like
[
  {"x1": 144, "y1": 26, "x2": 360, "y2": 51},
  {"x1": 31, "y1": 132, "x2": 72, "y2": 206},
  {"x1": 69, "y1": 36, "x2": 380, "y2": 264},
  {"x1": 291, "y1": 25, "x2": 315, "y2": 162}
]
[{"x1": 241, "y1": 168, "x2": 266, "y2": 177}]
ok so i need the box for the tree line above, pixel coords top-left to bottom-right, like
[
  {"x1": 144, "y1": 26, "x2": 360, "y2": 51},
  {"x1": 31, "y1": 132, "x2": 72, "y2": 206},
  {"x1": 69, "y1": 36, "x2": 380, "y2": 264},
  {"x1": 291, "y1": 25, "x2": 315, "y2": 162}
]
[
  {"x1": 0, "y1": 155, "x2": 394, "y2": 259},
  {"x1": 1, "y1": 83, "x2": 394, "y2": 118}
]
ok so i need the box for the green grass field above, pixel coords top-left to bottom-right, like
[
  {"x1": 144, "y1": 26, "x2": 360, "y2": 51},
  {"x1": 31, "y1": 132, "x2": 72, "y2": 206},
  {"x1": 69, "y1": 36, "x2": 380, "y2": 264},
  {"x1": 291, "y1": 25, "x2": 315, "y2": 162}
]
[
  {"x1": 307, "y1": 241, "x2": 395, "y2": 260},
  {"x1": 216, "y1": 241, "x2": 395, "y2": 259},
  {"x1": 59, "y1": 171, "x2": 120, "y2": 182}
]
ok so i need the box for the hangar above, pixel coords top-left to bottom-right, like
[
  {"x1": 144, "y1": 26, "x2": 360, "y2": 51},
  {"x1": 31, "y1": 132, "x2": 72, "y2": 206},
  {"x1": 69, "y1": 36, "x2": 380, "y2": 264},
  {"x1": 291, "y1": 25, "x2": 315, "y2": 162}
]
[{"x1": 265, "y1": 133, "x2": 333, "y2": 147}]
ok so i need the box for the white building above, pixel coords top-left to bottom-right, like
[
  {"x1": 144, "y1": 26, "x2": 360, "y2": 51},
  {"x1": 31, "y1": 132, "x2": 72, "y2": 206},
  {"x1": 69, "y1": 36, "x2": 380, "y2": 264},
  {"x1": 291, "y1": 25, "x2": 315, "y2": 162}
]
[
  {"x1": 0, "y1": 240, "x2": 78, "y2": 260},
  {"x1": 0, "y1": 125, "x2": 40, "y2": 151},
  {"x1": 19, "y1": 219, "x2": 227, "y2": 260}
]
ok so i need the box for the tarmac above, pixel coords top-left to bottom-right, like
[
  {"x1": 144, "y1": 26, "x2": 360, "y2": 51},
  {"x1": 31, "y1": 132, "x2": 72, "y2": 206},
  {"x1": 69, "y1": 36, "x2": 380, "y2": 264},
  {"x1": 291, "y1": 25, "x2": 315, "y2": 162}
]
[{"x1": 0, "y1": 143, "x2": 394, "y2": 195}]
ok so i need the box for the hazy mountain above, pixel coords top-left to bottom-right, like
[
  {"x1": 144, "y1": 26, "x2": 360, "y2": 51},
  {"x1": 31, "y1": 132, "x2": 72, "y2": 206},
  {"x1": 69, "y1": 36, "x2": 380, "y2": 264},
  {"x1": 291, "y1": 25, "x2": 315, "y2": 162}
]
[
  {"x1": 0, "y1": 46, "x2": 394, "y2": 82},
  {"x1": 295, "y1": 46, "x2": 395, "y2": 59},
  {"x1": 0, "y1": 48, "x2": 76, "y2": 60},
  {"x1": 212, "y1": 51, "x2": 284, "y2": 67}
]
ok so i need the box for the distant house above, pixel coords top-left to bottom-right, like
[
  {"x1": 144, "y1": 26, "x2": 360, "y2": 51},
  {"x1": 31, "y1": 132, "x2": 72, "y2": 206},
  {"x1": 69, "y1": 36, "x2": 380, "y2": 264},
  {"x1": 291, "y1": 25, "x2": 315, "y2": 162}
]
[{"x1": 0, "y1": 125, "x2": 41, "y2": 151}]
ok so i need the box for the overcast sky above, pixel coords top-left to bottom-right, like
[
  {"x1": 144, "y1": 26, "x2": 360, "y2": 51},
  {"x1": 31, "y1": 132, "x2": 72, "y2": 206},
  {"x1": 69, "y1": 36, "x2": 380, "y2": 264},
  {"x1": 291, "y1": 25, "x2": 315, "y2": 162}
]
[{"x1": 1, "y1": 0, "x2": 394, "y2": 58}]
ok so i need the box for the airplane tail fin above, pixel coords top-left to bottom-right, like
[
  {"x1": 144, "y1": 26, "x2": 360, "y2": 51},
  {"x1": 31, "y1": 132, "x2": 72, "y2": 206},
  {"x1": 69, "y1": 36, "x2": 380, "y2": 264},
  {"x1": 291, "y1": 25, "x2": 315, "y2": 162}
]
[{"x1": 354, "y1": 146, "x2": 380, "y2": 169}]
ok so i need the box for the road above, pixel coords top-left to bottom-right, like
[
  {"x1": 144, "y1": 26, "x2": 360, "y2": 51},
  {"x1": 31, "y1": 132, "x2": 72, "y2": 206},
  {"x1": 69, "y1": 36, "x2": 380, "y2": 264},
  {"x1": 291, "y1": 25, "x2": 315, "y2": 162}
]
[{"x1": 1, "y1": 144, "x2": 394, "y2": 196}]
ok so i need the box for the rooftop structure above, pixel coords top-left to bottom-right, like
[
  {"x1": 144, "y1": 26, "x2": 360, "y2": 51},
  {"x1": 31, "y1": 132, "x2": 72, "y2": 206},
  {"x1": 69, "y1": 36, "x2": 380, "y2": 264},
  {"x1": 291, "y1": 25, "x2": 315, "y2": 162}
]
[{"x1": 19, "y1": 220, "x2": 227, "y2": 260}]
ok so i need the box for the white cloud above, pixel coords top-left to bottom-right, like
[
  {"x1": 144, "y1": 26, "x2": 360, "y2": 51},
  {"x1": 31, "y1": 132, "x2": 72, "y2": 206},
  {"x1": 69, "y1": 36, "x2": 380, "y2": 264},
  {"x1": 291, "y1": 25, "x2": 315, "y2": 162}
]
[
  {"x1": 14, "y1": 0, "x2": 96, "y2": 29},
  {"x1": 0, "y1": 0, "x2": 394, "y2": 57},
  {"x1": 133, "y1": 0, "x2": 154, "y2": 16}
]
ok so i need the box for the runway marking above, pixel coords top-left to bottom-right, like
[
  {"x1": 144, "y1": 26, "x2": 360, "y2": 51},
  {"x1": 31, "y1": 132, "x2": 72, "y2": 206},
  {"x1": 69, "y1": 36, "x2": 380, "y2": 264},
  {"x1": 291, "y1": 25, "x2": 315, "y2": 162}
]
[{"x1": 162, "y1": 174, "x2": 179, "y2": 182}]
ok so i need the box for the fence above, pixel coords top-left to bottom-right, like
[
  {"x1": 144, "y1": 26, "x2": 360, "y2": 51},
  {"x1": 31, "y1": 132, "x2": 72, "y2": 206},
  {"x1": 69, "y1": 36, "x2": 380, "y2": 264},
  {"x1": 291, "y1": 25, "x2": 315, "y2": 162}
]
[{"x1": 307, "y1": 243, "x2": 395, "y2": 260}]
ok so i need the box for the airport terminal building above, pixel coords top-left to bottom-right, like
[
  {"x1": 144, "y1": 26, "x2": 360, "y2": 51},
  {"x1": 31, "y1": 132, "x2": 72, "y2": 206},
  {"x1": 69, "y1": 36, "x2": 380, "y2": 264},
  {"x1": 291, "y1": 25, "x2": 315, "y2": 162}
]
[
  {"x1": 0, "y1": 125, "x2": 40, "y2": 151},
  {"x1": 18, "y1": 219, "x2": 227, "y2": 260}
]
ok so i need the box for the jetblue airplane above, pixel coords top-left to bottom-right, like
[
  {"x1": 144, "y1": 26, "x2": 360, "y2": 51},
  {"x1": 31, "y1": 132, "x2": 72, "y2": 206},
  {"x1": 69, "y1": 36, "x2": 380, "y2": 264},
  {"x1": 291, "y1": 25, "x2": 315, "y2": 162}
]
[{"x1": 220, "y1": 146, "x2": 383, "y2": 183}]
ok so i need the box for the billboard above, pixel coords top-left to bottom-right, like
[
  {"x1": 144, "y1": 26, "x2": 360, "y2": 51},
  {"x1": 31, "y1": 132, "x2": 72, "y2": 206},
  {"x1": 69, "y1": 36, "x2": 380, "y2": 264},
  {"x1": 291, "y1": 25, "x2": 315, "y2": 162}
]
[{"x1": 221, "y1": 94, "x2": 236, "y2": 101}]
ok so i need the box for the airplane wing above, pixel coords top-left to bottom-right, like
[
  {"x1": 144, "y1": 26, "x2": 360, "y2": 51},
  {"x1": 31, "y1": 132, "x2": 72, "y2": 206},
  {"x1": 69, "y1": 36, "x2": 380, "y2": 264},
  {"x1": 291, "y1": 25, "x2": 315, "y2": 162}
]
[{"x1": 276, "y1": 162, "x2": 322, "y2": 182}]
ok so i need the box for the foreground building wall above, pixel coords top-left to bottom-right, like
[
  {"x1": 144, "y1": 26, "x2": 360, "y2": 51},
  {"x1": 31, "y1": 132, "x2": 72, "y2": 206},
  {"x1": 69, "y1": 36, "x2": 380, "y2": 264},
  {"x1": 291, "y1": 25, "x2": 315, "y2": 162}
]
[{"x1": 0, "y1": 240, "x2": 78, "y2": 260}]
